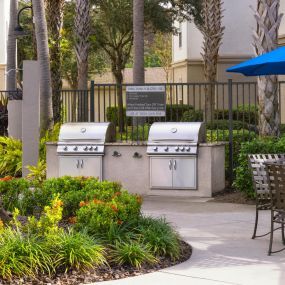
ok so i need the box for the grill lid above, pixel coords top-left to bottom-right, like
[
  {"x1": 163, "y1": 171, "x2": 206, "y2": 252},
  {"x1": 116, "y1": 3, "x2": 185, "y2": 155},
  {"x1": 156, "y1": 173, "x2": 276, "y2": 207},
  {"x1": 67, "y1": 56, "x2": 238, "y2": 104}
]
[
  {"x1": 148, "y1": 122, "x2": 206, "y2": 144},
  {"x1": 58, "y1": 122, "x2": 115, "y2": 143}
]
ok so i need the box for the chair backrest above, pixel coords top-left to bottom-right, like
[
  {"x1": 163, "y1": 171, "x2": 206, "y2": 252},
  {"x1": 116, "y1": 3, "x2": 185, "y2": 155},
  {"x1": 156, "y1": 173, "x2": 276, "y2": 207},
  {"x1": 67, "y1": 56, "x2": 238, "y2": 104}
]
[
  {"x1": 265, "y1": 163, "x2": 285, "y2": 210},
  {"x1": 248, "y1": 154, "x2": 285, "y2": 195}
]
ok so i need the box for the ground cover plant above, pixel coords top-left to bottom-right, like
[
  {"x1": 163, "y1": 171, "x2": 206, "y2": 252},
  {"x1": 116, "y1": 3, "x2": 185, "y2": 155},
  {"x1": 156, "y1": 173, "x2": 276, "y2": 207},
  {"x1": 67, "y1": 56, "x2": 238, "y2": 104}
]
[
  {"x1": 0, "y1": 123, "x2": 60, "y2": 179},
  {"x1": 0, "y1": 176, "x2": 190, "y2": 283}
]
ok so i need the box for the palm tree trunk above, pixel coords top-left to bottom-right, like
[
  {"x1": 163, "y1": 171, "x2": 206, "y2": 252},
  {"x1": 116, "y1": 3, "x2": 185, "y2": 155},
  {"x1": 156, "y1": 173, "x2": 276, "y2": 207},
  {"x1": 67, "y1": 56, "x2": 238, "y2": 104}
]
[
  {"x1": 32, "y1": 0, "x2": 53, "y2": 131},
  {"x1": 112, "y1": 65, "x2": 125, "y2": 133},
  {"x1": 74, "y1": 0, "x2": 90, "y2": 122},
  {"x1": 200, "y1": 0, "x2": 224, "y2": 123},
  {"x1": 133, "y1": 0, "x2": 144, "y2": 126},
  {"x1": 6, "y1": 0, "x2": 18, "y2": 91},
  {"x1": 45, "y1": 0, "x2": 65, "y2": 123},
  {"x1": 254, "y1": 0, "x2": 283, "y2": 137},
  {"x1": 133, "y1": 0, "x2": 144, "y2": 84}
]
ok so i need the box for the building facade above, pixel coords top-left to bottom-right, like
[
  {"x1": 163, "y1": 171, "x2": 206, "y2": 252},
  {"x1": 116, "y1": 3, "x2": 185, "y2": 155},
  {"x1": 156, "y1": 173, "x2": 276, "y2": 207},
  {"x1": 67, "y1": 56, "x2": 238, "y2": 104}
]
[
  {"x1": 172, "y1": 0, "x2": 285, "y2": 83},
  {"x1": 0, "y1": 0, "x2": 10, "y2": 90}
]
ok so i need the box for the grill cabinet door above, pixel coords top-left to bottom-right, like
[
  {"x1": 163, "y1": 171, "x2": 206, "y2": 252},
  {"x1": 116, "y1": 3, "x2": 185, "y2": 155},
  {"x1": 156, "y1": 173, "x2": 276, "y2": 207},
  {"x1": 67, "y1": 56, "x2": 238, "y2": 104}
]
[
  {"x1": 150, "y1": 157, "x2": 173, "y2": 189},
  {"x1": 79, "y1": 157, "x2": 102, "y2": 180},
  {"x1": 59, "y1": 156, "x2": 102, "y2": 180},
  {"x1": 172, "y1": 157, "x2": 197, "y2": 189},
  {"x1": 59, "y1": 157, "x2": 82, "y2": 177}
]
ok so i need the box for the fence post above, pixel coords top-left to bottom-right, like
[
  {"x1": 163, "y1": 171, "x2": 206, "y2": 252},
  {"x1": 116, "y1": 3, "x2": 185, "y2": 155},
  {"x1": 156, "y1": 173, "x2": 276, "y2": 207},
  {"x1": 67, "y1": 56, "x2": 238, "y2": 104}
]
[
  {"x1": 228, "y1": 79, "x2": 234, "y2": 186},
  {"x1": 90, "y1": 80, "x2": 95, "y2": 122}
]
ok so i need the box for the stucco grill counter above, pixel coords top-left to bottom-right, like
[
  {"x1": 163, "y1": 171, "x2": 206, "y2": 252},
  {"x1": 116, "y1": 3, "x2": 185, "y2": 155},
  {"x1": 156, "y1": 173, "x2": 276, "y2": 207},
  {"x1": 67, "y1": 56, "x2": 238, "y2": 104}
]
[
  {"x1": 47, "y1": 121, "x2": 225, "y2": 197},
  {"x1": 57, "y1": 123, "x2": 115, "y2": 179},
  {"x1": 147, "y1": 122, "x2": 206, "y2": 190}
]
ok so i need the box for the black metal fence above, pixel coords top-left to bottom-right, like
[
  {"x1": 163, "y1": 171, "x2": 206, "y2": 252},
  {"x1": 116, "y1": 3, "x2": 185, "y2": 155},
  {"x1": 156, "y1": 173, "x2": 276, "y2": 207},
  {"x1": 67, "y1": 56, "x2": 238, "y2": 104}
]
[{"x1": 60, "y1": 80, "x2": 285, "y2": 183}]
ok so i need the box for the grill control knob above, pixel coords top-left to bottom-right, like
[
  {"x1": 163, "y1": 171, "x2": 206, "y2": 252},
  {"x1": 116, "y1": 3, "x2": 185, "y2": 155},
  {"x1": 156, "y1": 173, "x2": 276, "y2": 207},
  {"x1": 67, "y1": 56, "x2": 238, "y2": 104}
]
[
  {"x1": 83, "y1": 146, "x2": 88, "y2": 151},
  {"x1": 186, "y1": 147, "x2": 191, "y2": 152},
  {"x1": 175, "y1": 146, "x2": 179, "y2": 152},
  {"x1": 89, "y1": 146, "x2": 93, "y2": 151},
  {"x1": 180, "y1": 146, "x2": 185, "y2": 151},
  {"x1": 73, "y1": 146, "x2": 78, "y2": 151},
  {"x1": 164, "y1": 147, "x2": 169, "y2": 152},
  {"x1": 153, "y1": 147, "x2": 158, "y2": 151},
  {"x1": 64, "y1": 146, "x2": 68, "y2": 151},
  {"x1": 94, "y1": 146, "x2": 98, "y2": 150}
]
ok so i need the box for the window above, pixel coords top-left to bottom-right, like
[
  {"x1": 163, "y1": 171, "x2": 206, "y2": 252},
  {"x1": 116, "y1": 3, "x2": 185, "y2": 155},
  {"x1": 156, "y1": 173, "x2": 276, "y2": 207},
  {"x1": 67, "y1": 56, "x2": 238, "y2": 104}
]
[{"x1": 178, "y1": 22, "x2": 182, "y2": 48}]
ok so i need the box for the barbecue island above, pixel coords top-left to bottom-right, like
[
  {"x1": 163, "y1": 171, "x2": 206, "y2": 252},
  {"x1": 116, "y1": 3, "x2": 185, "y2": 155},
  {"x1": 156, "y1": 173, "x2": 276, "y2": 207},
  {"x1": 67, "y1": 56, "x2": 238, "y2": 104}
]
[{"x1": 46, "y1": 122, "x2": 225, "y2": 198}]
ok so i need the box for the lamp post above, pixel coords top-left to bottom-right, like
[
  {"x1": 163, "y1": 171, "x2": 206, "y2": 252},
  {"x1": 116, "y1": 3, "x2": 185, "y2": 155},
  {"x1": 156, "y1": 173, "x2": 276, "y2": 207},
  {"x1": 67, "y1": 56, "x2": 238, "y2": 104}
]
[{"x1": 14, "y1": 5, "x2": 33, "y2": 37}]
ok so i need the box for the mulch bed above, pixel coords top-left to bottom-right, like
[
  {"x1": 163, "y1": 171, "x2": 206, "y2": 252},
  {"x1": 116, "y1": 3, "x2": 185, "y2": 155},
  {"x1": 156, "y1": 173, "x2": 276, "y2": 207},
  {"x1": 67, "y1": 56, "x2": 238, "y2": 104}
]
[
  {"x1": 210, "y1": 188, "x2": 255, "y2": 205},
  {"x1": 0, "y1": 240, "x2": 192, "y2": 285}
]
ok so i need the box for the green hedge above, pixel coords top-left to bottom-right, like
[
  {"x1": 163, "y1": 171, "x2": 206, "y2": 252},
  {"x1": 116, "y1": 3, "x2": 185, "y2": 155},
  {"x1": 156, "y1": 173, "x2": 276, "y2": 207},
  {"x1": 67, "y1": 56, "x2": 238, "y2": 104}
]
[
  {"x1": 215, "y1": 105, "x2": 258, "y2": 123},
  {"x1": 0, "y1": 176, "x2": 134, "y2": 219},
  {"x1": 234, "y1": 135, "x2": 285, "y2": 198},
  {"x1": 207, "y1": 130, "x2": 257, "y2": 179}
]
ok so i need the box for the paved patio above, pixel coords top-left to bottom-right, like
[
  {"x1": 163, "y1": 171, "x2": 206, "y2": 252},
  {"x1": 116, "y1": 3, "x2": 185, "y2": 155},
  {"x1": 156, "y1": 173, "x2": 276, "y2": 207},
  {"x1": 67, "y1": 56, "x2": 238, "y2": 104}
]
[{"x1": 97, "y1": 196, "x2": 285, "y2": 285}]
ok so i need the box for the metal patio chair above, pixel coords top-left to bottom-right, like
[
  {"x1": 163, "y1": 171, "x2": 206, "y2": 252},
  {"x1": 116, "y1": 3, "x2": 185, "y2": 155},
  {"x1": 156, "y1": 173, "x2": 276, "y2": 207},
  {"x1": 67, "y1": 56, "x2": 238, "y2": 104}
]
[
  {"x1": 265, "y1": 163, "x2": 285, "y2": 255},
  {"x1": 248, "y1": 154, "x2": 285, "y2": 239}
]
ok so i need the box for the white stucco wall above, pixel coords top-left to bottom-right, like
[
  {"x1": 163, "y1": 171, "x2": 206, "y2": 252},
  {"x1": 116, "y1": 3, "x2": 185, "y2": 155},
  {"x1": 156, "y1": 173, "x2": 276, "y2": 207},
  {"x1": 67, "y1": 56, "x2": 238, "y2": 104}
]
[
  {"x1": 173, "y1": 0, "x2": 264, "y2": 62},
  {"x1": 280, "y1": 0, "x2": 285, "y2": 36},
  {"x1": 220, "y1": 0, "x2": 256, "y2": 57},
  {"x1": 0, "y1": 0, "x2": 9, "y2": 65},
  {"x1": 172, "y1": 21, "x2": 188, "y2": 62},
  {"x1": 187, "y1": 21, "x2": 203, "y2": 60}
]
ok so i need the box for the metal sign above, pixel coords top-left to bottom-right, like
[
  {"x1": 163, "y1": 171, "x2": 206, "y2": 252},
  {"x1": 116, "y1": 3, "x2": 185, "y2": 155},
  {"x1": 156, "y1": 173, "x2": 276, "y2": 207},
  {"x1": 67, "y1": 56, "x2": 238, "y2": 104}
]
[{"x1": 126, "y1": 85, "x2": 166, "y2": 117}]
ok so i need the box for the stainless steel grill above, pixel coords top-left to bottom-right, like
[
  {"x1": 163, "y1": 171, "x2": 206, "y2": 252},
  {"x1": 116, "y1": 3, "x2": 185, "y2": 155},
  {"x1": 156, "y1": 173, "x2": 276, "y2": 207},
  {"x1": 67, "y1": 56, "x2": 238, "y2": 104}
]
[
  {"x1": 57, "y1": 123, "x2": 115, "y2": 155},
  {"x1": 147, "y1": 122, "x2": 206, "y2": 190},
  {"x1": 147, "y1": 122, "x2": 206, "y2": 155},
  {"x1": 57, "y1": 122, "x2": 115, "y2": 179}
]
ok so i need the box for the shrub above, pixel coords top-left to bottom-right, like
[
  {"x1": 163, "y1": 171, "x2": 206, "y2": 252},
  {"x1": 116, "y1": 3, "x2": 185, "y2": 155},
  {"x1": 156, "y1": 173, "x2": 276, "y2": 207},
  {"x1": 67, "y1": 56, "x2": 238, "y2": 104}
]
[
  {"x1": 75, "y1": 190, "x2": 142, "y2": 234},
  {"x1": 207, "y1": 129, "x2": 257, "y2": 179},
  {"x1": 0, "y1": 178, "x2": 32, "y2": 214},
  {"x1": 206, "y1": 120, "x2": 247, "y2": 130},
  {"x1": 26, "y1": 160, "x2": 47, "y2": 183},
  {"x1": 166, "y1": 104, "x2": 193, "y2": 121},
  {"x1": 137, "y1": 216, "x2": 181, "y2": 261},
  {"x1": 51, "y1": 230, "x2": 106, "y2": 272},
  {"x1": 233, "y1": 135, "x2": 285, "y2": 198},
  {"x1": 110, "y1": 240, "x2": 157, "y2": 269},
  {"x1": 39, "y1": 123, "x2": 61, "y2": 161},
  {"x1": 106, "y1": 107, "x2": 132, "y2": 126},
  {"x1": 181, "y1": 109, "x2": 203, "y2": 122},
  {"x1": 0, "y1": 228, "x2": 52, "y2": 279},
  {"x1": 0, "y1": 123, "x2": 60, "y2": 179},
  {"x1": 1, "y1": 177, "x2": 141, "y2": 222},
  {"x1": 0, "y1": 197, "x2": 106, "y2": 279},
  {"x1": 0, "y1": 137, "x2": 22, "y2": 177},
  {"x1": 215, "y1": 105, "x2": 258, "y2": 123}
]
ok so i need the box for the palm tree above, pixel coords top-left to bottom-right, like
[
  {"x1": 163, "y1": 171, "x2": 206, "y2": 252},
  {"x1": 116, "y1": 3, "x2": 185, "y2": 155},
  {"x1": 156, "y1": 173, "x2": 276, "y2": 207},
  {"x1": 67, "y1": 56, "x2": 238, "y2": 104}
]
[
  {"x1": 199, "y1": 0, "x2": 224, "y2": 122},
  {"x1": 74, "y1": 0, "x2": 90, "y2": 90},
  {"x1": 74, "y1": 0, "x2": 90, "y2": 122},
  {"x1": 6, "y1": 0, "x2": 18, "y2": 91},
  {"x1": 133, "y1": 0, "x2": 144, "y2": 84},
  {"x1": 253, "y1": 0, "x2": 283, "y2": 137},
  {"x1": 45, "y1": 0, "x2": 65, "y2": 123},
  {"x1": 32, "y1": 0, "x2": 53, "y2": 131}
]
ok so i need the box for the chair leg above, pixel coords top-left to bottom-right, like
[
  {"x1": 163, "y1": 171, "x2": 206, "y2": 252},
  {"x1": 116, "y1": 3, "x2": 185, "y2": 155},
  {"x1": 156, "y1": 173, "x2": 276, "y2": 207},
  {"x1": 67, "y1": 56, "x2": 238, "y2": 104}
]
[
  {"x1": 268, "y1": 211, "x2": 274, "y2": 256},
  {"x1": 281, "y1": 218, "x2": 285, "y2": 245},
  {"x1": 252, "y1": 208, "x2": 259, "y2": 239}
]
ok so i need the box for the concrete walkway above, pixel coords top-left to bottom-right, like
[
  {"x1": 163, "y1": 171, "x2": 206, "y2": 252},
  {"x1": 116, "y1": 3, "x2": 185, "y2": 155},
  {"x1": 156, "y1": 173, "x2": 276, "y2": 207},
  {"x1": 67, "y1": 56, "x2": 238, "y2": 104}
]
[{"x1": 98, "y1": 196, "x2": 285, "y2": 285}]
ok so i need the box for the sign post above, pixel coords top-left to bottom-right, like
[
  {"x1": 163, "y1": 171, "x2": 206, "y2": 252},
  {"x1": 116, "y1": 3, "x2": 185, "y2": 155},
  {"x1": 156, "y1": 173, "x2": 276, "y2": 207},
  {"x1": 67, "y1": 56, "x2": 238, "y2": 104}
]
[{"x1": 126, "y1": 85, "x2": 166, "y2": 117}]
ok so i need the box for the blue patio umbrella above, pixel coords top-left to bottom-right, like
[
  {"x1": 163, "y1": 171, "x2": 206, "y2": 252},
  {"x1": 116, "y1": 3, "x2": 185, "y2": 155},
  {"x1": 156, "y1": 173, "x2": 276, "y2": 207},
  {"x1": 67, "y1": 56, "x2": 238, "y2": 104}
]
[{"x1": 227, "y1": 46, "x2": 285, "y2": 76}]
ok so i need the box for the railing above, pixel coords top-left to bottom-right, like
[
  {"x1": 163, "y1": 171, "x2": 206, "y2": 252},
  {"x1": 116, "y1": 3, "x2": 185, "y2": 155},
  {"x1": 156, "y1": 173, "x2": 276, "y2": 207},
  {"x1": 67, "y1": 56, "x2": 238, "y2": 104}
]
[{"x1": 60, "y1": 80, "x2": 285, "y2": 184}]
